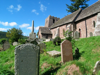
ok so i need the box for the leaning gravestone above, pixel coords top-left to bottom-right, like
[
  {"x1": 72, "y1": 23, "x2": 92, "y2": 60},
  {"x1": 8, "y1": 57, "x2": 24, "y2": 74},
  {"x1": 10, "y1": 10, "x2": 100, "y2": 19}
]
[
  {"x1": 15, "y1": 43, "x2": 40, "y2": 75},
  {"x1": 61, "y1": 40, "x2": 73, "y2": 63},
  {"x1": 13, "y1": 42, "x2": 18, "y2": 46},
  {"x1": 38, "y1": 43, "x2": 46, "y2": 53},
  {"x1": 94, "y1": 13, "x2": 100, "y2": 36},
  {"x1": 74, "y1": 31, "x2": 79, "y2": 39},
  {"x1": 3, "y1": 41, "x2": 10, "y2": 51},
  {"x1": 93, "y1": 61, "x2": 100, "y2": 75}
]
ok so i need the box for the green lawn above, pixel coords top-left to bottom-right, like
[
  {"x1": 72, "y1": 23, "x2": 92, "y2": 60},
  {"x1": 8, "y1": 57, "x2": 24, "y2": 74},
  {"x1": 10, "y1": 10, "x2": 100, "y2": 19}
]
[{"x1": 0, "y1": 36, "x2": 100, "y2": 75}]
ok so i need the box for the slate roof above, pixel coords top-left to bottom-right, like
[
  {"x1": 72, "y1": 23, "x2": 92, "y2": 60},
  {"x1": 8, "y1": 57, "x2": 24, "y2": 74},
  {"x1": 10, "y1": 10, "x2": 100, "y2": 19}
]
[
  {"x1": 50, "y1": 1, "x2": 100, "y2": 29},
  {"x1": 50, "y1": 8, "x2": 82, "y2": 29},
  {"x1": 39, "y1": 27, "x2": 52, "y2": 34},
  {"x1": 76, "y1": 1, "x2": 100, "y2": 21}
]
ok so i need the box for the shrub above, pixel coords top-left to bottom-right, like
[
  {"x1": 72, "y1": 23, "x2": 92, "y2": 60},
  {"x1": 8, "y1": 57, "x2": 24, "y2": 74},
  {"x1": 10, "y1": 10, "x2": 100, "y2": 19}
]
[
  {"x1": 0, "y1": 38, "x2": 7, "y2": 44},
  {"x1": 53, "y1": 36, "x2": 61, "y2": 46},
  {"x1": 18, "y1": 39, "x2": 26, "y2": 44}
]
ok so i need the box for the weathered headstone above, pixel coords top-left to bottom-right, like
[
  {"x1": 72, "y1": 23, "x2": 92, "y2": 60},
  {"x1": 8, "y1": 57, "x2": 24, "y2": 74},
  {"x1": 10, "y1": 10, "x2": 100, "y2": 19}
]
[
  {"x1": 90, "y1": 32, "x2": 93, "y2": 37},
  {"x1": 38, "y1": 43, "x2": 46, "y2": 53},
  {"x1": 61, "y1": 40, "x2": 73, "y2": 63},
  {"x1": 94, "y1": 13, "x2": 100, "y2": 36},
  {"x1": 93, "y1": 61, "x2": 100, "y2": 75},
  {"x1": 3, "y1": 41, "x2": 10, "y2": 51},
  {"x1": 15, "y1": 43, "x2": 40, "y2": 75},
  {"x1": 74, "y1": 31, "x2": 79, "y2": 39},
  {"x1": 13, "y1": 42, "x2": 18, "y2": 46}
]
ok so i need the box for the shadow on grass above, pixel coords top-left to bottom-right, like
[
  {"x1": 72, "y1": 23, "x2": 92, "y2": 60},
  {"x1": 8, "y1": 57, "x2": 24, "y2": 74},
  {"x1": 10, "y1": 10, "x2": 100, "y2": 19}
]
[
  {"x1": 0, "y1": 70, "x2": 14, "y2": 75},
  {"x1": 42, "y1": 66, "x2": 60, "y2": 75},
  {"x1": 73, "y1": 51, "x2": 85, "y2": 60}
]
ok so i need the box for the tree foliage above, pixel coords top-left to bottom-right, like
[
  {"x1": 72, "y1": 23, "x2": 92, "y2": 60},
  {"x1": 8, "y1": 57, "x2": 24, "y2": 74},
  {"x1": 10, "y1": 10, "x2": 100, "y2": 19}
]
[
  {"x1": 66, "y1": 0, "x2": 89, "y2": 13},
  {"x1": 6, "y1": 28, "x2": 23, "y2": 43},
  {"x1": 0, "y1": 31, "x2": 7, "y2": 39}
]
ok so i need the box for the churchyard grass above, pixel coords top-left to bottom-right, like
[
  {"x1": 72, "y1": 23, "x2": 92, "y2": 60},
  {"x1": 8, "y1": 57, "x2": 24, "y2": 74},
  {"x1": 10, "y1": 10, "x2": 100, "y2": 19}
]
[{"x1": 0, "y1": 36, "x2": 100, "y2": 74}]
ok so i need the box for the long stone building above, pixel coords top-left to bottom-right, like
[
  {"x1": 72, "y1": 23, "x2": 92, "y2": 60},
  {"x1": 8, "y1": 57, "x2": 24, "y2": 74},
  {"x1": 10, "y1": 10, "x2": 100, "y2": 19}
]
[{"x1": 38, "y1": 0, "x2": 100, "y2": 39}]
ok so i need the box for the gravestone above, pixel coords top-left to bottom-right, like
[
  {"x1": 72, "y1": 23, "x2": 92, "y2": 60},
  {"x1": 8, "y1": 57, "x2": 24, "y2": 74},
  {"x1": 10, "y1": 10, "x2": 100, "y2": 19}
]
[
  {"x1": 90, "y1": 32, "x2": 93, "y2": 37},
  {"x1": 94, "y1": 13, "x2": 100, "y2": 36},
  {"x1": 74, "y1": 31, "x2": 79, "y2": 39},
  {"x1": 13, "y1": 42, "x2": 18, "y2": 46},
  {"x1": 38, "y1": 43, "x2": 46, "y2": 53},
  {"x1": 93, "y1": 61, "x2": 100, "y2": 75},
  {"x1": 3, "y1": 41, "x2": 10, "y2": 51},
  {"x1": 15, "y1": 43, "x2": 40, "y2": 75},
  {"x1": 61, "y1": 40, "x2": 73, "y2": 63}
]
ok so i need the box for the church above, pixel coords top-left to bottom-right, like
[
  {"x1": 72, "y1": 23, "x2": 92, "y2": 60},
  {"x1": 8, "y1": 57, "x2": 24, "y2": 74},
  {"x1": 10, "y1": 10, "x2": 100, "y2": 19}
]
[{"x1": 38, "y1": 0, "x2": 100, "y2": 40}]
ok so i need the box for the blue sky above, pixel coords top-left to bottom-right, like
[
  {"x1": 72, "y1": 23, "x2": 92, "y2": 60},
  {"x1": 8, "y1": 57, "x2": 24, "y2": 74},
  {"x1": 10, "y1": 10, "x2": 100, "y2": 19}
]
[{"x1": 0, "y1": 0, "x2": 98, "y2": 37}]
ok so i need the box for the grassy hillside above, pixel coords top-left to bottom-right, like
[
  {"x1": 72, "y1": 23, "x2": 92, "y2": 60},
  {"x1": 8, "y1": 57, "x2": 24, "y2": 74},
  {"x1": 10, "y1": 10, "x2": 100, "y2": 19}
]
[{"x1": 0, "y1": 36, "x2": 100, "y2": 75}]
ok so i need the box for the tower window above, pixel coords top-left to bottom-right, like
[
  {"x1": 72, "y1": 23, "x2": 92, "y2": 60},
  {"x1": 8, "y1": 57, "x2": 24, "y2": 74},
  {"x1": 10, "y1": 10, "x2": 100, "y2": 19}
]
[
  {"x1": 93, "y1": 21, "x2": 96, "y2": 27},
  {"x1": 53, "y1": 19, "x2": 55, "y2": 23}
]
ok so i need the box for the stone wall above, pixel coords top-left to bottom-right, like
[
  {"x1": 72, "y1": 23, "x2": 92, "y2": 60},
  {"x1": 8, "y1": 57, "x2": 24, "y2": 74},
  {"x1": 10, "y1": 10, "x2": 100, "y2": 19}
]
[
  {"x1": 45, "y1": 15, "x2": 60, "y2": 27},
  {"x1": 75, "y1": 14, "x2": 97, "y2": 38},
  {"x1": 51, "y1": 24, "x2": 67, "y2": 39}
]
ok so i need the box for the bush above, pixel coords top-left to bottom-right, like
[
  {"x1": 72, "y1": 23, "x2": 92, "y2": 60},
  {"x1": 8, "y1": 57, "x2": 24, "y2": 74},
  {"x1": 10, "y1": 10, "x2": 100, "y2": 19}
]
[
  {"x1": 53, "y1": 36, "x2": 61, "y2": 46},
  {"x1": 0, "y1": 38, "x2": 7, "y2": 44},
  {"x1": 18, "y1": 39, "x2": 26, "y2": 44}
]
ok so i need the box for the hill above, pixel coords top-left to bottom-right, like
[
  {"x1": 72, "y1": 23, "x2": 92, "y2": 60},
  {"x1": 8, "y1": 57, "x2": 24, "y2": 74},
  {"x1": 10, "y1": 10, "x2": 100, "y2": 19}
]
[{"x1": 0, "y1": 36, "x2": 100, "y2": 75}]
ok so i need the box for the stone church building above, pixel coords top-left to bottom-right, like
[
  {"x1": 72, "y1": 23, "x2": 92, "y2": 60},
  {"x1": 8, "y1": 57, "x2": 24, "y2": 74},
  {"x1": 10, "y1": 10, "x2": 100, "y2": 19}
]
[{"x1": 38, "y1": 0, "x2": 100, "y2": 39}]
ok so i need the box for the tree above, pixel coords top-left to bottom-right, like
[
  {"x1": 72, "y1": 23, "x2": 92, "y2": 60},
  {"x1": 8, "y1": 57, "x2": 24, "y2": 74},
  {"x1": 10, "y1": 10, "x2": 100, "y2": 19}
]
[
  {"x1": 66, "y1": 0, "x2": 89, "y2": 13},
  {"x1": 6, "y1": 28, "x2": 23, "y2": 43}
]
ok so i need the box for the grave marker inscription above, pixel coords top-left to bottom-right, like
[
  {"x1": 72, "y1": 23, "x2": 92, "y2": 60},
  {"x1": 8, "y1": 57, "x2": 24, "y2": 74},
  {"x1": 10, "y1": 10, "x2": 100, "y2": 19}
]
[{"x1": 15, "y1": 43, "x2": 40, "y2": 75}]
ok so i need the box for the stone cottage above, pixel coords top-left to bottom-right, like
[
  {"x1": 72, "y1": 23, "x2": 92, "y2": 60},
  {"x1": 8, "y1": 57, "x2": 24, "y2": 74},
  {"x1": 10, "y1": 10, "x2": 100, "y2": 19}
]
[{"x1": 38, "y1": 0, "x2": 100, "y2": 39}]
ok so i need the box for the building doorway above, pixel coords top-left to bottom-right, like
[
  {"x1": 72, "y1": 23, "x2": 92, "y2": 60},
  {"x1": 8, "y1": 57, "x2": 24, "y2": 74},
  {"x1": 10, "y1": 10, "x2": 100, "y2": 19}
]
[{"x1": 79, "y1": 29, "x2": 81, "y2": 37}]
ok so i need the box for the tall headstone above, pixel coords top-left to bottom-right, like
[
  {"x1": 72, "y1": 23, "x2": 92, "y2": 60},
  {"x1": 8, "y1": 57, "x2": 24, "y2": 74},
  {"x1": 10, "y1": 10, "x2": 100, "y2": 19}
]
[
  {"x1": 29, "y1": 20, "x2": 36, "y2": 40},
  {"x1": 94, "y1": 13, "x2": 100, "y2": 36},
  {"x1": 74, "y1": 31, "x2": 79, "y2": 39},
  {"x1": 3, "y1": 41, "x2": 10, "y2": 51},
  {"x1": 61, "y1": 40, "x2": 73, "y2": 63},
  {"x1": 15, "y1": 43, "x2": 40, "y2": 75}
]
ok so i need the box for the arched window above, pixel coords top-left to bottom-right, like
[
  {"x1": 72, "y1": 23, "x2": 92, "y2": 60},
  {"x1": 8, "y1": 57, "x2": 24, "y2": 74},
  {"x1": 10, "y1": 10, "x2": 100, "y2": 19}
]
[{"x1": 93, "y1": 21, "x2": 96, "y2": 27}]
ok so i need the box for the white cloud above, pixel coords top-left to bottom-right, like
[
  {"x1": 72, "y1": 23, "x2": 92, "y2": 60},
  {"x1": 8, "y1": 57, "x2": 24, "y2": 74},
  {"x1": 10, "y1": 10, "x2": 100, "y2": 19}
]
[
  {"x1": 19, "y1": 24, "x2": 30, "y2": 28},
  {"x1": 34, "y1": 26, "x2": 39, "y2": 30},
  {"x1": 27, "y1": 26, "x2": 39, "y2": 31},
  {"x1": 0, "y1": 28, "x2": 7, "y2": 31},
  {"x1": 40, "y1": 4, "x2": 47, "y2": 12},
  {"x1": 7, "y1": 5, "x2": 22, "y2": 13},
  {"x1": 0, "y1": 21, "x2": 8, "y2": 26},
  {"x1": 32, "y1": 9, "x2": 39, "y2": 15},
  {"x1": 27, "y1": 27, "x2": 31, "y2": 30},
  {"x1": 9, "y1": 22, "x2": 17, "y2": 26},
  {"x1": 9, "y1": 5, "x2": 14, "y2": 9},
  {"x1": 0, "y1": 21, "x2": 17, "y2": 26},
  {"x1": 15, "y1": 5, "x2": 22, "y2": 11}
]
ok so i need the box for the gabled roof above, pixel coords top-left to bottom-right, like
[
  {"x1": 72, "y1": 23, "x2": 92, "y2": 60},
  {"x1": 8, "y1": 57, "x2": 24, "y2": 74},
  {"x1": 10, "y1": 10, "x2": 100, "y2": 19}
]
[
  {"x1": 50, "y1": 8, "x2": 82, "y2": 29},
  {"x1": 39, "y1": 27, "x2": 52, "y2": 34},
  {"x1": 76, "y1": 1, "x2": 100, "y2": 21}
]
